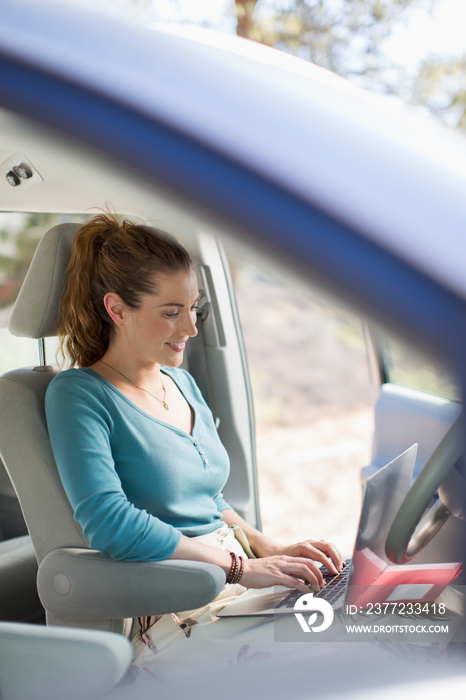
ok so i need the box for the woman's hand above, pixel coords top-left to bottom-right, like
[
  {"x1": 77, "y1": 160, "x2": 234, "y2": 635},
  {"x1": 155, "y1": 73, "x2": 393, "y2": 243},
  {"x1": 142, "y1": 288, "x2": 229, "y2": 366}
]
[
  {"x1": 248, "y1": 533, "x2": 343, "y2": 577},
  {"x1": 272, "y1": 539, "x2": 344, "y2": 576},
  {"x1": 219, "y1": 508, "x2": 343, "y2": 588},
  {"x1": 169, "y1": 531, "x2": 343, "y2": 593},
  {"x1": 239, "y1": 554, "x2": 328, "y2": 593}
]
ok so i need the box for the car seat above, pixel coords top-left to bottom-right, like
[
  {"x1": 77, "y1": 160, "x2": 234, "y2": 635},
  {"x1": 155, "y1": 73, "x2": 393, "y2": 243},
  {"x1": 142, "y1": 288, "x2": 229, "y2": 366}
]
[
  {"x1": 0, "y1": 621, "x2": 132, "y2": 700},
  {"x1": 0, "y1": 457, "x2": 28, "y2": 540},
  {"x1": 0, "y1": 223, "x2": 224, "y2": 634},
  {"x1": 0, "y1": 458, "x2": 43, "y2": 623}
]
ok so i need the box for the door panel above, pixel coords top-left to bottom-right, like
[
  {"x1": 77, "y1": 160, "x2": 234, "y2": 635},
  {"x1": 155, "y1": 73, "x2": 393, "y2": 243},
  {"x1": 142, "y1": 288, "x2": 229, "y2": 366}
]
[
  {"x1": 364, "y1": 383, "x2": 461, "y2": 481},
  {"x1": 364, "y1": 328, "x2": 464, "y2": 571}
]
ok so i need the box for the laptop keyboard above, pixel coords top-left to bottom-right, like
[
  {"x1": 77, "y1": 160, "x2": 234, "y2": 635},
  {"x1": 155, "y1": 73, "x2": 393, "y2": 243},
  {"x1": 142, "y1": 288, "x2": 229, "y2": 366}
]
[
  {"x1": 277, "y1": 557, "x2": 351, "y2": 609},
  {"x1": 316, "y1": 558, "x2": 351, "y2": 604}
]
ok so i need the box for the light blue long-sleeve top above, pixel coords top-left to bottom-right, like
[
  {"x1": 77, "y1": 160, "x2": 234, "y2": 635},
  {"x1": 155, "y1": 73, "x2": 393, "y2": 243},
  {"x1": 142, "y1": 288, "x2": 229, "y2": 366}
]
[{"x1": 45, "y1": 367, "x2": 232, "y2": 561}]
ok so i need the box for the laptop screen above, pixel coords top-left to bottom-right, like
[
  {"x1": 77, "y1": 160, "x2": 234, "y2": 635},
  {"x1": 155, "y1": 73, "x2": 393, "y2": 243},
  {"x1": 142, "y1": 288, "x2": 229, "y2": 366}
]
[{"x1": 347, "y1": 443, "x2": 418, "y2": 595}]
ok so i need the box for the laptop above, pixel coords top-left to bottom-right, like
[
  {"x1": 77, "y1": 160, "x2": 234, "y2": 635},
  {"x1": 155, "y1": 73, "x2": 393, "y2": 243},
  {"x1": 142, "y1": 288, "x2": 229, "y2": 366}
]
[{"x1": 218, "y1": 444, "x2": 462, "y2": 617}]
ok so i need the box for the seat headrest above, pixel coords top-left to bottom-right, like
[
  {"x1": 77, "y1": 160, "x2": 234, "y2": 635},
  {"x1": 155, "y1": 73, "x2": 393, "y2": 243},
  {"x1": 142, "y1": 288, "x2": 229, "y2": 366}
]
[{"x1": 9, "y1": 223, "x2": 81, "y2": 339}]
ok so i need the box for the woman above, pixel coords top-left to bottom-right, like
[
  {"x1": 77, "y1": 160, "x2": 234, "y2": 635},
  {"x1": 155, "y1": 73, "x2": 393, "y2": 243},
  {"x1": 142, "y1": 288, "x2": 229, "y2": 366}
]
[{"x1": 45, "y1": 212, "x2": 343, "y2": 674}]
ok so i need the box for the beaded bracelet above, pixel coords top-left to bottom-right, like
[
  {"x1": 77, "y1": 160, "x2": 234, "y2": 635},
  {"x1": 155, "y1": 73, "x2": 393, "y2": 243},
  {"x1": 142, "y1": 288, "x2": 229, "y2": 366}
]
[
  {"x1": 235, "y1": 554, "x2": 245, "y2": 583},
  {"x1": 226, "y1": 552, "x2": 245, "y2": 584},
  {"x1": 226, "y1": 551, "x2": 238, "y2": 583}
]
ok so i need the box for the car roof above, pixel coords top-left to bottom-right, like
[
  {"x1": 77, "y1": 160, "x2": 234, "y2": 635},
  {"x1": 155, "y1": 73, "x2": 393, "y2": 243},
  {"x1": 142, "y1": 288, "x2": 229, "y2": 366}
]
[{"x1": 1, "y1": 0, "x2": 466, "y2": 304}]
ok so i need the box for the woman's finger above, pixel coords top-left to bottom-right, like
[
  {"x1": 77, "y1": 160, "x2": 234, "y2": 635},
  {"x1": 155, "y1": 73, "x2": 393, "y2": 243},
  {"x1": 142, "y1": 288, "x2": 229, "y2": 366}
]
[
  {"x1": 304, "y1": 541, "x2": 344, "y2": 572},
  {"x1": 290, "y1": 543, "x2": 338, "y2": 574},
  {"x1": 316, "y1": 539, "x2": 344, "y2": 565},
  {"x1": 281, "y1": 557, "x2": 326, "y2": 588}
]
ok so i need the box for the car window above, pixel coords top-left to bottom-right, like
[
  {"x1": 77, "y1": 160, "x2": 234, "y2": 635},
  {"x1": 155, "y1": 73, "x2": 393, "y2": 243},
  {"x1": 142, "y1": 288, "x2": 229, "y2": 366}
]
[
  {"x1": 371, "y1": 328, "x2": 461, "y2": 401},
  {"x1": 0, "y1": 213, "x2": 90, "y2": 372},
  {"x1": 227, "y1": 245, "x2": 377, "y2": 554}
]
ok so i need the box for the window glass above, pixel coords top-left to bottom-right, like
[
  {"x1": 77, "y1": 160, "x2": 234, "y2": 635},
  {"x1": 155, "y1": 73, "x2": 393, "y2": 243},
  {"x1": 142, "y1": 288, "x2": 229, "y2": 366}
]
[
  {"x1": 228, "y1": 249, "x2": 377, "y2": 554},
  {"x1": 377, "y1": 331, "x2": 461, "y2": 401},
  {"x1": 0, "y1": 213, "x2": 89, "y2": 372}
]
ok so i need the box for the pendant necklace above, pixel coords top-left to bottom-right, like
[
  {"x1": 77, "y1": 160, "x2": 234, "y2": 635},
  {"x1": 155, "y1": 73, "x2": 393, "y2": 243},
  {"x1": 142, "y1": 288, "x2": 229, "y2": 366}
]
[{"x1": 99, "y1": 359, "x2": 170, "y2": 410}]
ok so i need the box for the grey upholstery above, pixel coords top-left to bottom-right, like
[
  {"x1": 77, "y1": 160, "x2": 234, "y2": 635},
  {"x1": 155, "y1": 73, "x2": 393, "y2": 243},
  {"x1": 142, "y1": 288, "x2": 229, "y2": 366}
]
[
  {"x1": 0, "y1": 223, "x2": 225, "y2": 633},
  {"x1": 0, "y1": 431, "x2": 43, "y2": 626},
  {"x1": 0, "y1": 535, "x2": 43, "y2": 622},
  {"x1": 0, "y1": 224, "x2": 89, "y2": 624},
  {"x1": 0, "y1": 621, "x2": 132, "y2": 700},
  {"x1": 0, "y1": 458, "x2": 28, "y2": 540},
  {"x1": 9, "y1": 223, "x2": 78, "y2": 338},
  {"x1": 0, "y1": 366, "x2": 88, "y2": 561}
]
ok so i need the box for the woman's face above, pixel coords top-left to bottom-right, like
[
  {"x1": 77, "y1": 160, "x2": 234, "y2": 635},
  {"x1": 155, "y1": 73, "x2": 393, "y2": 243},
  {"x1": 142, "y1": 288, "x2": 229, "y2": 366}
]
[{"x1": 118, "y1": 268, "x2": 200, "y2": 367}]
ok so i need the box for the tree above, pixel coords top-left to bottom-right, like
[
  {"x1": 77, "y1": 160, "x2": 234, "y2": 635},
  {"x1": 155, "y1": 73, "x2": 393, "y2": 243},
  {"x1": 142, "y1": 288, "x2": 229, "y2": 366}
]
[
  {"x1": 412, "y1": 55, "x2": 466, "y2": 129},
  {"x1": 232, "y1": 0, "x2": 466, "y2": 132},
  {"x1": 234, "y1": 1, "x2": 435, "y2": 91},
  {"x1": 235, "y1": 0, "x2": 260, "y2": 37},
  {"x1": 123, "y1": 0, "x2": 466, "y2": 132}
]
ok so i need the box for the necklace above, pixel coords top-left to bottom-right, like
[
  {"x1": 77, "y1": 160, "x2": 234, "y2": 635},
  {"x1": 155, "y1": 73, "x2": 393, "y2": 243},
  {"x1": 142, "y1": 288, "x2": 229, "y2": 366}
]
[{"x1": 99, "y1": 359, "x2": 170, "y2": 410}]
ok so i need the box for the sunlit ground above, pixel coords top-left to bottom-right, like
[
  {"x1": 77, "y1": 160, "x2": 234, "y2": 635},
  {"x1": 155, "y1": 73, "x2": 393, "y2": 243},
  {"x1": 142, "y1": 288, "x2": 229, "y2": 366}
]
[{"x1": 256, "y1": 405, "x2": 373, "y2": 555}]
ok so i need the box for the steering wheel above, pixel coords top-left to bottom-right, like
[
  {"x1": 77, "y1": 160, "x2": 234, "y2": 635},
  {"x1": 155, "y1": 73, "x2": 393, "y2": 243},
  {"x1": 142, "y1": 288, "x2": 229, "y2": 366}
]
[{"x1": 385, "y1": 414, "x2": 463, "y2": 565}]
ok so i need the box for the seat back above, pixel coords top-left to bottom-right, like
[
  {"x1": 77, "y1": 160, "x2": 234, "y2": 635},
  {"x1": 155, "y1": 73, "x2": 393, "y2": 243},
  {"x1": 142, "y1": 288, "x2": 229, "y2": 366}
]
[
  {"x1": 0, "y1": 223, "x2": 88, "y2": 564},
  {"x1": 0, "y1": 457, "x2": 28, "y2": 540},
  {"x1": 0, "y1": 368, "x2": 88, "y2": 563},
  {"x1": 0, "y1": 621, "x2": 132, "y2": 700}
]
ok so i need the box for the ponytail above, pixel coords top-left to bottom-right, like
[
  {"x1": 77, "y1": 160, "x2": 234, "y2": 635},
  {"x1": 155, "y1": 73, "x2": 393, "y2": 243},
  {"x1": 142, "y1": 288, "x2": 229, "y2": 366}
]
[{"x1": 58, "y1": 212, "x2": 192, "y2": 367}]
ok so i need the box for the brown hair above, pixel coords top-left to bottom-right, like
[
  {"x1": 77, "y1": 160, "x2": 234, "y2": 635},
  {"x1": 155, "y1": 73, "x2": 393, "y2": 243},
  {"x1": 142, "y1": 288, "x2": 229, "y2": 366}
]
[{"x1": 58, "y1": 212, "x2": 193, "y2": 367}]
